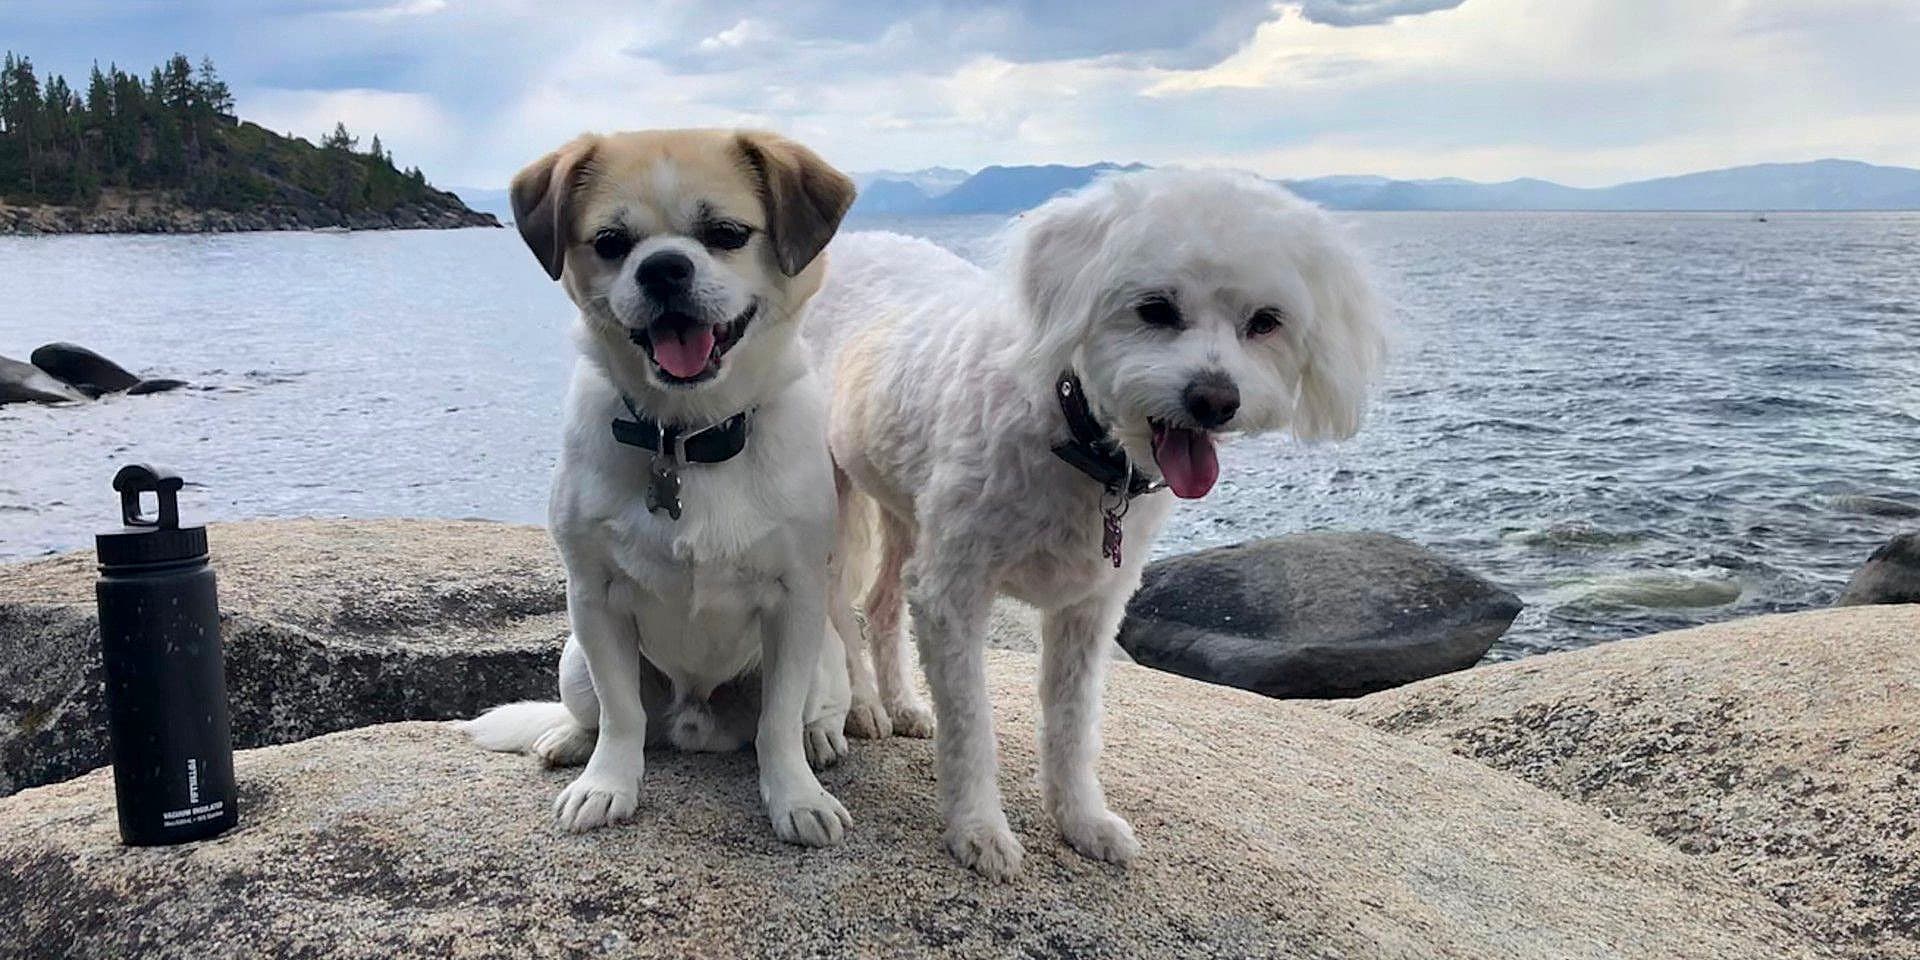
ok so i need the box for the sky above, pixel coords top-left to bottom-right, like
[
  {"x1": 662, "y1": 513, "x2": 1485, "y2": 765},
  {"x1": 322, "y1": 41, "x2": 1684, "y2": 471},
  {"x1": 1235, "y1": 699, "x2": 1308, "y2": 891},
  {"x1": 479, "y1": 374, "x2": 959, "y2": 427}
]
[{"x1": 2, "y1": 0, "x2": 1916, "y2": 190}]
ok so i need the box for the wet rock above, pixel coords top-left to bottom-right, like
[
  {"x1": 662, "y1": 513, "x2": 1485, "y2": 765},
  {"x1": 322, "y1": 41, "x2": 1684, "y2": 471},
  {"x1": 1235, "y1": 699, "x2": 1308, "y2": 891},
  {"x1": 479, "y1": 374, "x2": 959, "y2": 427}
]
[
  {"x1": 1117, "y1": 532, "x2": 1521, "y2": 698},
  {"x1": 0, "y1": 656, "x2": 1821, "y2": 959},
  {"x1": 1337, "y1": 605, "x2": 1920, "y2": 960},
  {"x1": 1831, "y1": 494, "x2": 1920, "y2": 519},
  {"x1": 28, "y1": 342, "x2": 140, "y2": 396},
  {"x1": 1835, "y1": 531, "x2": 1920, "y2": 605},
  {"x1": 0, "y1": 355, "x2": 89, "y2": 405},
  {"x1": 125, "y1": 378, "x2": 190, "y2": 395},
  {"x1": 0, "y1": 519, "x2": 566, "y2": 796}
]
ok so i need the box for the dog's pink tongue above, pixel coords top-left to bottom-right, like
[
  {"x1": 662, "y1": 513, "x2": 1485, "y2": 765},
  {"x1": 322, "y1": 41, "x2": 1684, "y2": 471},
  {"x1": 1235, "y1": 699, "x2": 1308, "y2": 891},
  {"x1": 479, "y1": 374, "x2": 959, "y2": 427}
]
[
  {"x1": 652, "y1": 327, "x2": 715, "y2": 379},
  {"x1": 1151, "y1": 426, "x2": 1219, "y2": 499}
]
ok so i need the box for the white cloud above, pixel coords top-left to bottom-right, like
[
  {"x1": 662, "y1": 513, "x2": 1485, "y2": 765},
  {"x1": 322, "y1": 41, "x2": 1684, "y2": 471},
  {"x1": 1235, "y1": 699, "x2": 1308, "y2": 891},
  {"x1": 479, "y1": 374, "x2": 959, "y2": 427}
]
[{"x1": 698, "y1": 19, "x2": 779, "y2": 52}]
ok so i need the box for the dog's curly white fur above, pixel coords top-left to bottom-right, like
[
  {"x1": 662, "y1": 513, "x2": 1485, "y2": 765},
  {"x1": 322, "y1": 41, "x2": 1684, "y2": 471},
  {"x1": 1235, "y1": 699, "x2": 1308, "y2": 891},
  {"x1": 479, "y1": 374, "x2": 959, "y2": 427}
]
[
  {"x1": 461, "y1": 129, "x2": 860, "y2": 847},
  {"x1": 804, "y1": 168, "x2": 1388, "y2": 877}
]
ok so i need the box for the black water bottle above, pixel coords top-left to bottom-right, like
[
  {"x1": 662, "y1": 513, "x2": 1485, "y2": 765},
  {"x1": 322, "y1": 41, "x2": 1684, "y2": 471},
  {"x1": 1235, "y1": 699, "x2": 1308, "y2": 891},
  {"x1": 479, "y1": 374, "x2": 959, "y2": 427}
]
[{"x1": 94, "y1": 464, "x2": 238, "y2": 846}]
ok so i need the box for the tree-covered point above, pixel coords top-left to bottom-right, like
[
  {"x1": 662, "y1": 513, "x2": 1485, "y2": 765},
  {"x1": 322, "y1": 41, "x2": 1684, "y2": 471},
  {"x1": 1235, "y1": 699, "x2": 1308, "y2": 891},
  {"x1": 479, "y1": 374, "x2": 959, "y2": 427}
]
[{"x1": 0, "y1": 52, "x2": 452, "y2": 216}]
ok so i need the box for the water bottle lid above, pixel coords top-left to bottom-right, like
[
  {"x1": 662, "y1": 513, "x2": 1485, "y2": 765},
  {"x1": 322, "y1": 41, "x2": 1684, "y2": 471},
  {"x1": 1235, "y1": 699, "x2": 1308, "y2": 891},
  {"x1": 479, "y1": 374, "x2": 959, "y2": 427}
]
[{"x1": 95, "y1": 464, "x2": 208, "y2": 568}]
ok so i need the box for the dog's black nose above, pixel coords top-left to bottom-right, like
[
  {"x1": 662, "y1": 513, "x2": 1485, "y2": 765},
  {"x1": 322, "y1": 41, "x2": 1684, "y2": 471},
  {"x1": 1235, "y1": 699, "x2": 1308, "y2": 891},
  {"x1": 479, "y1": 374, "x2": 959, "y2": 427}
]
[
  {"x1": 636, "y1": 250, "x2": 695, "y2": 298},
  {"x1": 1182, "y1": 373, "x2": 1240, "y2": 429}
]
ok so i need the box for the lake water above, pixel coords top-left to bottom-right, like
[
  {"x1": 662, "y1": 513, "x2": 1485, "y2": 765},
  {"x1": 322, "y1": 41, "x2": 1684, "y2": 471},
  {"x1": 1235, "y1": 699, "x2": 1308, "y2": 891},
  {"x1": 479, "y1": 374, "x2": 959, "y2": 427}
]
[{"x1": 3, "y1": 212, "x2": 1918, "y2": 659}]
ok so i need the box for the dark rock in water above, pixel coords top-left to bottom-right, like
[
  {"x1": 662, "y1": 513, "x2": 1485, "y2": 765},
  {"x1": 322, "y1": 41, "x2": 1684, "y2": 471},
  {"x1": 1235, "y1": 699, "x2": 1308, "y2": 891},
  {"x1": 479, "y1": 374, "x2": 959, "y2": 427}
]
[
  {"x1": 0, "y1": 354, "x2": 89, "y2": 405},
  {"x1": 1830, "y1": 494, "x2": 1920, "y2": 519},
  {"x1": 0, "y1": 518, "x2": 567, "y2": 797},
  {"x1": 1117, "y1": 532, "x2": 1521, "y2": 699},
  {"x1": 1835, "y1": 532, "x2": 1920, "y2": 606},
  {"x1": 126, "y1": 377, "x2": 189, "y2": 395},
  {"x1": 29, "y1": 342, "x2": 140, "y2": 396}
]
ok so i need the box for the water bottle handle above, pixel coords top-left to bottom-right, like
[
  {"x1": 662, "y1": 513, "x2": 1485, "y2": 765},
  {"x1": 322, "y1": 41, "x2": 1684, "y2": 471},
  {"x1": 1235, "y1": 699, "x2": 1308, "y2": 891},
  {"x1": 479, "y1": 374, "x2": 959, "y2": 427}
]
[{"x1": 113, "y1": 464, "x2": 184, "y2": 530}]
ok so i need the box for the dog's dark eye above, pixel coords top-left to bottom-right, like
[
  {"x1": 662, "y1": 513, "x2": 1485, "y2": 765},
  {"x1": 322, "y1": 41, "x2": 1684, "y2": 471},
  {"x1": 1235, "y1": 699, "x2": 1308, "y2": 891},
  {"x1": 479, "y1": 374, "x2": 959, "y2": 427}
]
[
  {"x1": 700, "y1": 221, "x2": 753, "y2": 252},
  {"x1": 1246, "y1": 307, "x2": 1284, "y2": 338},
  {"x1": 592, "y1": 229, "x2": 633, "y2": 261},
  {"x1": 1134, "y1": 294, "x2": 1182, "y2": 329}
]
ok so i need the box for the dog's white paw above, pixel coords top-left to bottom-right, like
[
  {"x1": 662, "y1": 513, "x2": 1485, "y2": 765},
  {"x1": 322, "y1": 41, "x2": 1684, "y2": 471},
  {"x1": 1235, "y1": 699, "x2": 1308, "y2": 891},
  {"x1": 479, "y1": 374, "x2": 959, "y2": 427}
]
[
  {"x1": 1058, "y1": 808, "x2": 1140, "y2": 865},
  {"x1": 767, "y1": 788, "x2": 853, "y2": 847},
  {"x1": 805, "y1": 718, "x2": 851, "y2": 769},
  {"x1": 552, "y1": 771, "x2": 640, "y2": 832},
  {"x1": 887, "y1": 700, "x2": 937, "y2": 739},
  {"x1": 531, "y1": 723, "x2": 595, "y2": 768},
  {"x1": 843, "y1": 699, "x2": 893, "y2": 740},
  {"x1": 945, "y1": 815, "x2": 1025, "y2": 880}
]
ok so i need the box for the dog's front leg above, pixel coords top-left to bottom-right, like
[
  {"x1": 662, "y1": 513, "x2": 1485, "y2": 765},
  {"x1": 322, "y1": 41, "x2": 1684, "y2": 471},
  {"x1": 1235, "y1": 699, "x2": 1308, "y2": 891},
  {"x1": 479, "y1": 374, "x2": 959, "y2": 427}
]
[
  {"x1": 908, "y1": 559, "x2": 1022, "y2": 879},
  {"x1": 759, "y1": 567, "x2": 854, "y2": 847},
  {"x1": 552, "y1": 577, "x2": 646, "y2": 832},
  {"x1": 1039, "y1": 593, "x2": 1139, "y2": 864}
]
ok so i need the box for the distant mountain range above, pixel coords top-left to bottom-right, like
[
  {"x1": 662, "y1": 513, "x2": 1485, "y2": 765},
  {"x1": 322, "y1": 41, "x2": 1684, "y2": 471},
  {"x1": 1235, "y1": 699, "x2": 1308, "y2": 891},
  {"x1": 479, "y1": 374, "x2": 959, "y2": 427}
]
[{"x1": 847, "y1": 158, "x2": 1920, "y2": 215}]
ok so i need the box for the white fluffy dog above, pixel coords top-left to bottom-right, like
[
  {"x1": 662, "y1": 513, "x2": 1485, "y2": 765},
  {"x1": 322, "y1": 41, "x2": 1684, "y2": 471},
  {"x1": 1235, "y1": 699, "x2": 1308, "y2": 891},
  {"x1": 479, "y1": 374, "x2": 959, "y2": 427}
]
[
  {"x1": 462, "y1": 129, "x2": 861, "y2": 847},
  {"x1": 805, "y1": 168, "x2": 1388, "y2": 877}
]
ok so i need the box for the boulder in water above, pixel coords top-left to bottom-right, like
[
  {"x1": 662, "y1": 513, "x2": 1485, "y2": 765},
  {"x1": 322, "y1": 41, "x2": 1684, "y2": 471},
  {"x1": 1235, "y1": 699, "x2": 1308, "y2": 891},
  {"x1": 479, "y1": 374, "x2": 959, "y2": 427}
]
[
  {"x1": 1555, "y1": 571, "x2": 1742, "y2": 610},
  {"x1": 0, "y1": 354, "x2": 88, "y2": 405},
  {"x1": 1116, "y1": 532, "x2": 1521, "y2": 699},
  {"x1": 126, "y1": 377, "x2": 189, "y2": 395},
  {"x1": 28, "y1": 342, "x2": 140, "y2": 396},
  {"x1": 1830, "y1": 494, "x2": 1920, "y2": 519},
  {"x1": 1835, "y1": 531, "x2": 1920, "y2": 606}
]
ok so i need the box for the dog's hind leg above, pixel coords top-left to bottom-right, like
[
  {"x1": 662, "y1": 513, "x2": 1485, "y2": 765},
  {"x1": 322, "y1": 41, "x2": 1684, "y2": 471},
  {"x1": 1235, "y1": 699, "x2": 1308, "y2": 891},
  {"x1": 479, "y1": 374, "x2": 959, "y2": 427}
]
[
  {"x1": 865, "y1": 510, "x2": 936, "y2": 738},
  {"x1": 1039, "y1": 594, "x2": 1139, "y2": 865},
  {"x1": 831, "y1": 467, "x2": 892, "y2": 740},
  {"x1": 525, "y1": 635, "x2": 600, "y2": 767}
]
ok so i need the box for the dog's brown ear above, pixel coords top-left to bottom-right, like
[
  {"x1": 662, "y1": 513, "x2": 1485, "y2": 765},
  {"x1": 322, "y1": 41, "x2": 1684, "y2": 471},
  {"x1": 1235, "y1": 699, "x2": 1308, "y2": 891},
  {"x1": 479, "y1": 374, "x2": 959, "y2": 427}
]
[
  {"x1": 735, "y1": 131, "x2": 856, "y2": 277},
  {"x1": 510, "y1": 135, "x2": 598, "y2": 281}
]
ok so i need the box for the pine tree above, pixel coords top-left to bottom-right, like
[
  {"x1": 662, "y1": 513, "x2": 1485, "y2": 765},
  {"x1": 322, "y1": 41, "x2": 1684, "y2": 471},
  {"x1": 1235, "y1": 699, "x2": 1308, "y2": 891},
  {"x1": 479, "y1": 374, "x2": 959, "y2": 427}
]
[
  {"x1": 196, "y1": 57, "x2": 232, "y2": 118},
  {"x1": 321, "y1": 121, "x2": 357, "y2": 152}
]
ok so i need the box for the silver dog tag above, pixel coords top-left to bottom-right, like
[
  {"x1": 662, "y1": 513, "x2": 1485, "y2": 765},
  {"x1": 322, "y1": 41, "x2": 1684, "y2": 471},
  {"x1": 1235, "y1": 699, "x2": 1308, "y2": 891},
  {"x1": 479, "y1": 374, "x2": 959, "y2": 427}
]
[{"x1": 646, "y1": 446, "x2": 683, "y2": 520}]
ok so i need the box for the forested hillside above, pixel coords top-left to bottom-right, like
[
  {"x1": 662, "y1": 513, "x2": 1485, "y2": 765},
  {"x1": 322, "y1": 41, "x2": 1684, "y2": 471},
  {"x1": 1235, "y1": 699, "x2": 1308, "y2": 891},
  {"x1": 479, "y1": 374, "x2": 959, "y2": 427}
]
[{"x1": 0, "y1": 52, "x2": 496, "y2": 232}]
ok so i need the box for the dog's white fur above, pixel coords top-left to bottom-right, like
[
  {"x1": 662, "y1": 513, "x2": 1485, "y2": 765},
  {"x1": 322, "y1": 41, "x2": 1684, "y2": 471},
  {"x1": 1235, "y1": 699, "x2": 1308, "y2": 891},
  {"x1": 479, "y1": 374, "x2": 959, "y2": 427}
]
[
  {"x1": 804, "y1": 168, "x2": 1387, "y2": 877},
  {"x1": 462, "y1": 129, "x2": 861, "y2": 847}
]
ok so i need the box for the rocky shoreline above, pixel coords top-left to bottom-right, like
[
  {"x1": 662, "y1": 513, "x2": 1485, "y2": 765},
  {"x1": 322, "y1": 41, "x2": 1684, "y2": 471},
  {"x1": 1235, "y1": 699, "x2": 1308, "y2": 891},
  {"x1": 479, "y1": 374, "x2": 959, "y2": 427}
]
[
  {"x1": 0, "y1": 200, "x2": 499, "y2": 235},
  {"x1": 0, "y1": 518, "x2": 1913, "y2": 958}
]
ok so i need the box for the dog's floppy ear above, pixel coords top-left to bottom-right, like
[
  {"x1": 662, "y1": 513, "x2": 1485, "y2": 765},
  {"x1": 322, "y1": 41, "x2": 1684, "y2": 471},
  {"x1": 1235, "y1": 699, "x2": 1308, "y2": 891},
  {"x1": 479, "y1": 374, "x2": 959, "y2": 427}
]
[
  {"x1": 510, "y1": 135, "x2": 599, "y2": 281},
  {"x1": 735, "y1": 130, "x2": 856, "y2": 277},
  {"x1": 1292, "y1": 240, "x2": 1389, "y2": 441},
  {"x1": 1016, "y1": 186, "x2": 1119, "y2": 377}
]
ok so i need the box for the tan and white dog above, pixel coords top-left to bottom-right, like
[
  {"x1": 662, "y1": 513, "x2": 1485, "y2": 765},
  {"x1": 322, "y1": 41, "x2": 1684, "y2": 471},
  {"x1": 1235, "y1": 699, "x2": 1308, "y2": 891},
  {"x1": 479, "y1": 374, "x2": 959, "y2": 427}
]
[
  {"x1": 462, "y1": 129, "x2": 861, "y2": 847},
  {"x1": 807, "y1": 168, "x2": 1389, "y2": 876}
]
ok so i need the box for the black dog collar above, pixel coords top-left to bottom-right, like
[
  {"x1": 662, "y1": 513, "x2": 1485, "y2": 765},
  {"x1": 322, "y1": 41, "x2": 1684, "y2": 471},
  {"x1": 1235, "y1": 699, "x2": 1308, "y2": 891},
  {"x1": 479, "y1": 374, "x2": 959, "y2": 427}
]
[
  {"x1": 1051, "y1": 371, "x2": 1165, "y2": 569},
  {"x1": 610, "y1": 395, "x2": 753, "y2": 464},
  {"x1": 1050, "y1": 371, "x2": 1158, "y2": 498}
]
